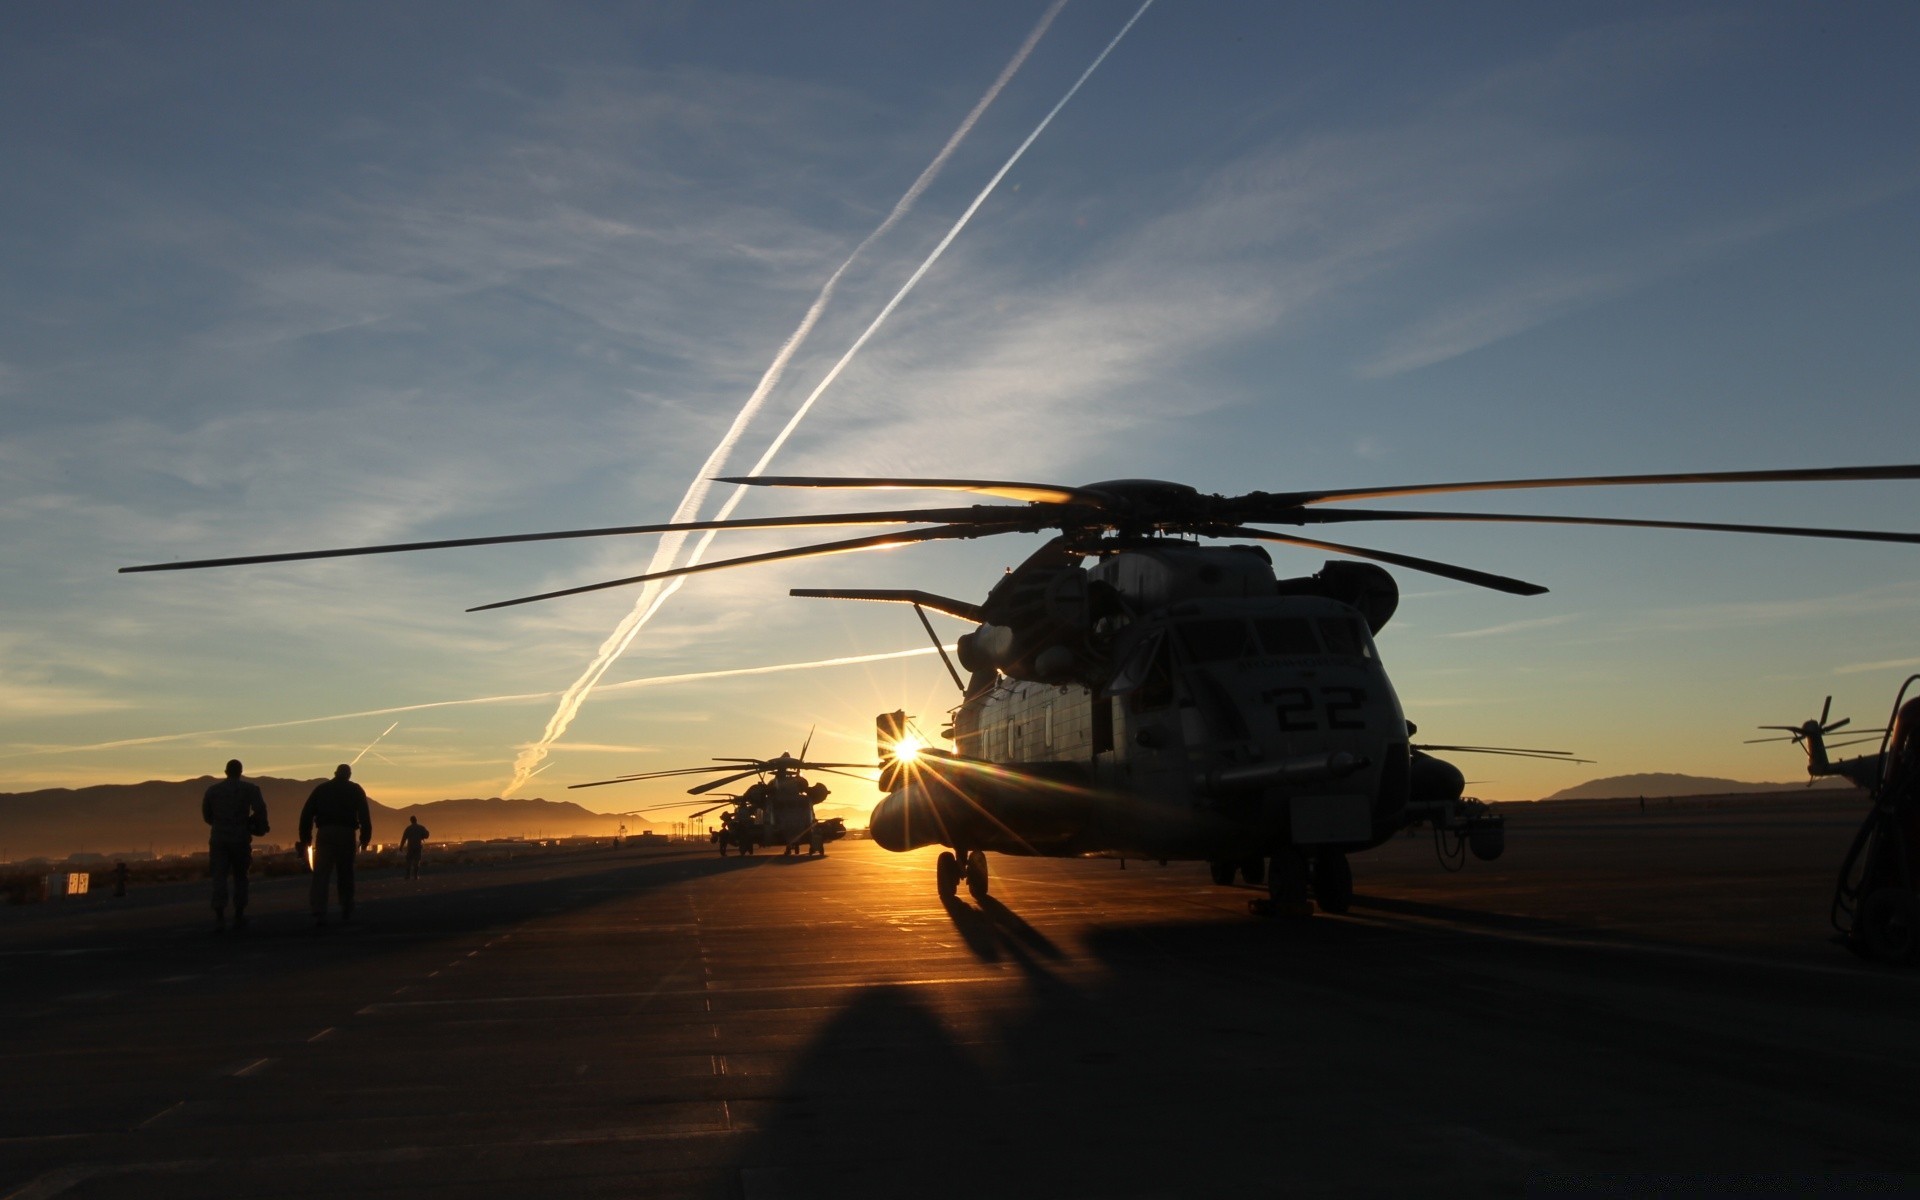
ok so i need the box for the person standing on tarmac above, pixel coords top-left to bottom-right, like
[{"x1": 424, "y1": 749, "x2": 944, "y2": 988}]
[
  {"x1": 299, "y1": 763, "x2": 372, "y2": 927},
  {"x1": 203, "y1": 759, "x2": 268, "y2": 933},
  {"x1": 399, "y1": 815, "x2": 430, "y2": 881}
]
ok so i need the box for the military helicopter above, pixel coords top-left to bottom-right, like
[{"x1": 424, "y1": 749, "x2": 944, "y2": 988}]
[
  {"x1": 570, "y1": 748, "x2": 868, "y2": 857},
  {"x1": 123, "y1": 463, "x2": 1920, "y2": 915},
  {"x1": 1747, "y1": 695, "x2": 1888, "y2": 789},
  {"x1": 1752, "y1": 688, "x2": 1919, "y2": 963}
]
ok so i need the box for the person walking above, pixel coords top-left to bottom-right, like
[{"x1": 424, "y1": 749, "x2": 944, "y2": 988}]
[
  {"x1": 298, "y1": 764, "x2": 372, "y2": 928},
  {"x1": 399, "y1": 815, "x2": 429, "y2": 880},
  {"x1": 202, "y1": 759, "x2": 267, "y2": 932}
]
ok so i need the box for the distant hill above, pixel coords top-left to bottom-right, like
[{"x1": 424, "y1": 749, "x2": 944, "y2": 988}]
[
  {"x1": 0, "y1": 777, "x2": 644, "y2": 862},
  {"x1": 1544, "y1": 772, "x2": 1853, "y2": 801}
]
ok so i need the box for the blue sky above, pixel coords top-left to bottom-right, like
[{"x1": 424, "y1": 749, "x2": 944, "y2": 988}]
[{"x1": 3, "y1": 1, "x2": 1917, "y2": 811}]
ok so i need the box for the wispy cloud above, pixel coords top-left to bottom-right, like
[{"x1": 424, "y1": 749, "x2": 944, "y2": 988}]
[
  {"x1": 1442, "y1": 613, "x2": 1581, "y2": 639},
  {"x1": 1835, "y1": 657, "x2": 1920, "y2": 677}
]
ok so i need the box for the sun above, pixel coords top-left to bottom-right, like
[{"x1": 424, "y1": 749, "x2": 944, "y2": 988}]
[{"x1": 892, "y1": 734, "x2": 926, "y2": 763}]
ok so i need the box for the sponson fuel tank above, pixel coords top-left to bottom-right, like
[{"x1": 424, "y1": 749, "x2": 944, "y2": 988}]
[{"x1": 868, "y1": 753, "x2": 1094, "y2": 856}]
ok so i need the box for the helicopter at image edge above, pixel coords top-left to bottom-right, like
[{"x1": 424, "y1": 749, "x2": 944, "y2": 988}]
[
  {"x1": 569, "y1": 745, "x2": 865, "y2": 858},
  {"x1": 1750, "y1": 687, "x2": 1920, "y2": 963},
  {"x1": 122, "y1": 462, "x2": 1920, "y2": 919}
]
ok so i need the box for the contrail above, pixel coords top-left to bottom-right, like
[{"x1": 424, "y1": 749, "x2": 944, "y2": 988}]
[
  {"x1": 503, "y1": 2, "x2": 1070, "y2": 795},
  {"x1": 508, "y1": 0, "x2": 1160, "y2": 789},
  {"x1": 682, "y1": 0, "x2": 1158, "y2": 549},
  {"x1": 351, "y1": 721, "x2": 400, "y2": 767},
  {"x1": 4, "y1": 646, "x2": 951, "y2": 760}
]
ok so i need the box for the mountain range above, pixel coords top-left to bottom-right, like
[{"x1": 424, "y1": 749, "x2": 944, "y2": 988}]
[
  {"x1": 1541, "y1": 772, "x2": 1852, "y2": 801},
  {"x1": 0, "y1": 776, "x2": 647, "y2": 862}
]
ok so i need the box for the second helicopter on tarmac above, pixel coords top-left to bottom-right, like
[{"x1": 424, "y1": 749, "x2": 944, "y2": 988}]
[{"x1": 573, "y1": 749, "x2": 867, "y2": 858}]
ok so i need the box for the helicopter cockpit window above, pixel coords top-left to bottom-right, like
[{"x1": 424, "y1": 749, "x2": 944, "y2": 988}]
[
  {"x1": 1254, "y1": 617, "x2": 1319, "y2": 656},
  {"x1": 1315, "y1": 617, "x2": 1374, "y2": 659},
  {"x1": 1177, "y1": 619, "x2": 1253, "y2": 662}
]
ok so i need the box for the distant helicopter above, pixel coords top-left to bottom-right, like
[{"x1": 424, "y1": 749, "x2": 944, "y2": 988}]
[
  {"x1": 572, "y1": 748, "x2": 868, "y2": 857},
  {"x1": 1747, "y1": 695, "x2": 1888, "y2": 788},
  {"x1": 1753, "y1": 687, "x2": 1920, "y2": 963},
  {"x1": 123, "y1": 463, "x2": 1920, "y2": 915}
]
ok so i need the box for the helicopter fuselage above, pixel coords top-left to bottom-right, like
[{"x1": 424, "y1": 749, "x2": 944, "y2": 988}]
[{"x1": 869, "y1": 545, "x2": 1464, "y2": 866}]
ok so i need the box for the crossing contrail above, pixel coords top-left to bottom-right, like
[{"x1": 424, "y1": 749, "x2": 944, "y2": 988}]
[
  {"x1": 503, "y1": 0, "x2": 1159, "y2": 793},
  {"x1": 351, "y1": 721, "x2": 400, "y2": 767},
  {"x1": 502, "y1": 1, "x2": 1073, "y2": 795}
]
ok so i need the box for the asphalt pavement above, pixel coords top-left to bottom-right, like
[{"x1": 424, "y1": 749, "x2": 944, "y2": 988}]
[{"x1": 4, "y1": 801, "x2": 1919, "y2": 1199}]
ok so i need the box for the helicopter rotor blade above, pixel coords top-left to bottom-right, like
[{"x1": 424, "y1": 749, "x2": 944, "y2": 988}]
[
  {"x1": 688, "y1": 769, "x2": 768, "y2": 795},
  {"x1": 1273, "y1": 464, "x2": 1920, "y2": 508},
  {"x1": 1744, "y1": 735, "x2": 1804, "y2": 744},
  {"x1": 808, "y1": 767, "x2": 881, "y2": 782},
  {"x1": 717, "y1": 475, "x2": 1101, "y2": 506},
  {"x1": 468, "y1": 523, "x2": 1002, "y2": 612},
  {"x1": 1216, "y1": 527, "x2": 1548, "y2": 597},
  {"x1": 1821, "y1": 696, "x2": 1833, "y2": 726},
  {"x1": 1413, "y1": 744, "x2": 1594, "y2": 763},
  {"x1": 118, "y1": 506, "x2": 1004, "y2": 575},
  {"x1": 567, "y1": 765, "x2": 760, "y2": 788},
  {"x1": 618, "y1": 798, "x2": 739, "y2": 815},
  {"x1": 1265, "y1": 507, "x2": 1920, "y2": 547},
  {"x1": 789, "y1": 587, "x2": 985, "y2": 623},
  {"x1": 1824, "y1": 717, "x2": 1851, "y2": 734}
]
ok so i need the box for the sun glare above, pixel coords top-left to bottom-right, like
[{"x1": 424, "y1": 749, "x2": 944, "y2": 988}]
[{"x1": 892, "y1": 734, "x2": 925, "y2": 763}]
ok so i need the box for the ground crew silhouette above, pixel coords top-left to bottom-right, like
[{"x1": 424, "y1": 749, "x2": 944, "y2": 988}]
[
  {"x1": 202, "y1": 759, "x2": 267, "y2": 932},
  {"x1": 299, "y1": 763, "x2": 372, "y2": 927},
  {"x1": 399, "y1": 815, "x2": 430, "y2": 880}
]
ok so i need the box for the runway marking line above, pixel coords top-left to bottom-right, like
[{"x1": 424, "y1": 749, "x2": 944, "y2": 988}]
[
  {"x1": 134, "y1": 1101, "x2": 185, "y2": 1129},
  {"x1": 355, "y1": 973, "x2": 1031, "y2": 1013},
  {"x1": 229, "y1": 1058, "x2": 273, "y2": 1078},
  {"x1": 307, "y1": 1028, "x2": 335, "y2": 1043}
]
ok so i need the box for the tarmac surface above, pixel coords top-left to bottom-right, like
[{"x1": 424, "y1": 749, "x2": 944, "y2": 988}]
[{"x1": 4, "y1": 796, "x2": 1919, "y2": 1198}]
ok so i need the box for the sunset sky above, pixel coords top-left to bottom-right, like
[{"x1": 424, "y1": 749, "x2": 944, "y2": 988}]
[{"x1": 3, "y1": 1, "x2": 1917, "y2": 816}]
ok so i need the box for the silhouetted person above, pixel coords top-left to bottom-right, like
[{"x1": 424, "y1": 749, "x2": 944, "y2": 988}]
[
  {"x1": 399, "y1": 815, "x2": 429, "y2": 880},
  {"x1": 299, "y1": 764, "x2": 372, "y2": 927},
  {"x1": 203, "y1": 759, "x2": 268, "y2": 932}
]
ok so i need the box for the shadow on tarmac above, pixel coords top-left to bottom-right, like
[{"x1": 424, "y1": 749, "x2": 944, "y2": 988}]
[{"x1": 722, "y1": 883, "x2": 1920, "y2": 1198}]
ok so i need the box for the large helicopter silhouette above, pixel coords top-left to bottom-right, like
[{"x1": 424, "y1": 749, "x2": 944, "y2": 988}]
[
  {"x1": 1751, "y1": 688, "x2": 1920, "y2": 963},
  {"x1": 124, "y1": 463, "x2": 1920, "y2": 915},
  {"x1": 572, "y1": 745, "x2": 869, "y2": 857}
]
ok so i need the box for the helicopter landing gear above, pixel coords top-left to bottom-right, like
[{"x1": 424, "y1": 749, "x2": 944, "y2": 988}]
[
  {"x1": 1250, "y1": 849, "x2": 1313, "y2": 918},
  {"x1": 1240, "y1": 857, "x2": 1265, "y2": 886},
  {"x1": 1857, "y1": 888, "x2": 1919, "y2": 964},
  {"x1": 936, "y1": 851, "x2": 960, "y2": 901},
  {"x1": 1311, "y1": 851, "x2": 1353, "y2": 915},
  {"x1": 1208, "y1": 861, "x2": 1235, "y2": 887},
  {"x1": 965, "y1": 850, "x2": 989, "y2": 899}
]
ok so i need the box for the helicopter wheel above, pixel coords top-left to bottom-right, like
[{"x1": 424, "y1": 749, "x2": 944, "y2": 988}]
[
  {"x1": 1311, "y1": 851, "x2": 1353, "y2": 915},
  {"x1": 1265, "y1": 850, "x2": 1313, "y2": 918},
  {"x1": 718, "y1": 838, "x2": 730, "y2": 858},
  {"x1": 1208, "y1": 861, "x2": 1235, "y2": 887},
  {"x1": 1858, "y1": 887, "x2": 1919, "y2": 964},
  {"x1": 965, "y1": 851, "x2": 989, "y2": 899},
  {"x1": 936, "y1": 851, "x2": 960, "y2": 901},
  {"x1": 1239, "y1": 857, "x2": 1265, "y2": 886}
]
